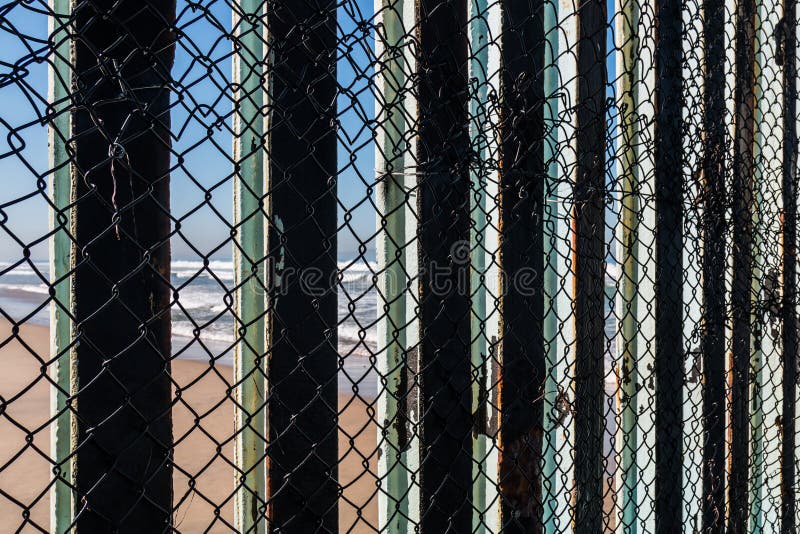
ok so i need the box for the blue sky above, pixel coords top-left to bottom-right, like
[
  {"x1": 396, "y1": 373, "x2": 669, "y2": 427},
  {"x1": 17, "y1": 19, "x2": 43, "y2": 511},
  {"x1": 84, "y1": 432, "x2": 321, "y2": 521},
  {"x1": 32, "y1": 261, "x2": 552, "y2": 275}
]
[{"x1": 0, "y1": 0, "x2": 617, "y2": 263}]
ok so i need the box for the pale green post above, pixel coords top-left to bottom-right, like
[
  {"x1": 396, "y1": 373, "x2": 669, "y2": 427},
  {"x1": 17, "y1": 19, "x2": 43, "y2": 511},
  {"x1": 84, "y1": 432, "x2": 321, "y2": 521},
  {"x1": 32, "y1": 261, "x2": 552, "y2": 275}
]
[
  {"x1": 541, "y1": 0, "x2": 562, "y2": 531},
  {"x1": 48, "y1": 1, "x2": 73, "y2": 531},
  {"x1": 613, "y1": 0, "x2": 640, "y2": 530},
  {"x1": 468, "y1": 0, "x2": 490, "y2": 531},
  {"x1": 232, "y1": 2, "x2": 266, "y2": 531},
  {"x1": 375, "y1": 0, "x2": 411, "y2": 531}
]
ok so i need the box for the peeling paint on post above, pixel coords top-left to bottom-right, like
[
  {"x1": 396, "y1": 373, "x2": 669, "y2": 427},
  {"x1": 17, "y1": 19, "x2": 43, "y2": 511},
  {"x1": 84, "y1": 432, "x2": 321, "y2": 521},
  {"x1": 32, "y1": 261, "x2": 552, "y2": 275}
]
[
  {"x1": 48, "y1": 0, "x2": 73, "y2": 531},
  {"x1": 375, "y1": 0, "x2": 411, "y2": 531},
  {"x1": 232, "y1": 0, "x2": 267, "y2": 531},
  {"x1": 613, "y1": 0, "x2": 641, "y2": 527},
  {"x1": 469, "y1": 0, "x2": 490, "y2": 529}
]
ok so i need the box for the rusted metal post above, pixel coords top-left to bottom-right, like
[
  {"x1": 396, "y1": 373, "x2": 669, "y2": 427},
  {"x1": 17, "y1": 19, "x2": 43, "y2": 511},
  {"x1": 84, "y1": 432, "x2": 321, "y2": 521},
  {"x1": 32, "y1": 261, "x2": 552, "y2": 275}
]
[
  {"x1": 232, "y1": 0, "x2": 267, "y2": 530},
  {"x1": 573, "y1": 0, "x2": 607, "y2": 530},
  {"x1": 265, "y1": 1, "x2": 339, "y2": 530},
  {"x1": 71, "y1": 0, "x2": 176, "y2": 529},
  {"x1": 415, "y1": 0, "x2": 472, "y2": 531},
  {"x1": 496, "y1": 0, "x2": 546, "y2": 531}
]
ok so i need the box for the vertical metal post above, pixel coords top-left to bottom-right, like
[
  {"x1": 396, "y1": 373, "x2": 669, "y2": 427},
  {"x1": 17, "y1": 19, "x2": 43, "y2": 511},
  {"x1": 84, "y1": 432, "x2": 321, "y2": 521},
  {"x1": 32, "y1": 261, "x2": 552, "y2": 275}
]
[
  {"x1": 375, "y1": 0, "x2": 410, "y2": 531},
  {"x1": 265, "y1": 1, "x2": 339, "y2": 530},
  {"x1": 415, "y1": 0, "x2": 472, "y2": 531},
  {"x1": 573, "y1": 0, "x2": 607, "y2": 530},
  {"x1": 653, "y1": 0, "x2": 684, "y2": 530},
  {"x1": 48, "y1": 0, "x2": 73, "y2": 531},
  {"x1": 701, "y1": 0, "x2": 728, "y2": 528},
  {"x1": 729, "y1": 0, "x2": 757, "y2": 527},
  {"x1": 468, "y1": 0, "x2": 490, "y2": 531},
  {"x1": 232, "y1": 1, "x2": 267, "y2": 531},
  {"x1": 71, "y1": 1, "x2": 176, "y2": 529},
  {"x1": 779, "y1": 0, "x2": 797, "y2": 527},
  {"x1": 614, "y1": 0, "x2": 640, "y2": 529},
  {"x1": 496, "y1": 0, "x2": 546, "y2": 531},
  {"x1": 542, "y1": 0, "x2": 563, "y2": 530}
]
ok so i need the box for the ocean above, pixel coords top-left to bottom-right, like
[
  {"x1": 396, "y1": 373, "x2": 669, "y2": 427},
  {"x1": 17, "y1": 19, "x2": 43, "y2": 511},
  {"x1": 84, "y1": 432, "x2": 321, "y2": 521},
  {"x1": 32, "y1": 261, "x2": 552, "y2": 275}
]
[{"x1": 0, "y1": 260, "x2": 620, "y2": 405}]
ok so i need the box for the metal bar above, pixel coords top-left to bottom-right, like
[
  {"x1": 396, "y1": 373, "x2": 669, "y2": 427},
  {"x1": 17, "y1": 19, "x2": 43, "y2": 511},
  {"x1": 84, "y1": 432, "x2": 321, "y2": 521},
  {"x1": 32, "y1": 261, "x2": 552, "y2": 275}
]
[
  {"x1": 573, "y1": 0, "x2": 607, "y2": 530},
  {"x1": 265, "y1": 1, "x2": 339, "y2": 531},
  {"x1": 48, "y1": 0, "x2": 73, "y2": 531},
  {"x1": 496, "y1": 0, "x2": 546, "y2": 531},
  {"x1": 729, "y1": 0, "x2": 757, "y2": 527},
  {"x1": 232, "y1": 0, "x2": 267, "y2": 531},
  {"x1": 780, "y1": 0, "x2": 797, "y2": 527},
  {"x1": 415, "y1": 0, "x2": 472, "y2": 531},
  {"x1": 613, "y1": 0, "x2": 640, "y2": 528},
  {"x1": 375, "y1": 0, "x2": 410, "y2": 530},
  {"x1": 71, "y1": 1, "x2": 176, "y2": 529},
  {"x1": 701, "y1": 0, "x2": 728, "y2": 528},
  {"x1": 653, "y1": 0, "x2": 684, "y2": 530},
  {"x1": 468, "y1": 0, "x2": 491, "y2": 531},
  {"x1": 542, "y1": 0, "x2": 563, "y2": 529}
]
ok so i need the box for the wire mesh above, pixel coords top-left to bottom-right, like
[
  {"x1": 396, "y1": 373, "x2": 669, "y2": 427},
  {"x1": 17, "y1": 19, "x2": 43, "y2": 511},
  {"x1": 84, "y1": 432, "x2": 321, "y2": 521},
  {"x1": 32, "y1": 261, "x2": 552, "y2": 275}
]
[{"x1": 0, "y1": 0, "x2": 796, "y2": 532}]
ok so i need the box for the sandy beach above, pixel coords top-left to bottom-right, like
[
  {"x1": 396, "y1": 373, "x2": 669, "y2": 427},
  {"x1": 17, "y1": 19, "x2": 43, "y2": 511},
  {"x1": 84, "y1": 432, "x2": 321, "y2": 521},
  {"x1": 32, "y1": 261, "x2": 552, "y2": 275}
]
[{"x1": 0, "y1": 322, "x2": 378, "y2": 532}]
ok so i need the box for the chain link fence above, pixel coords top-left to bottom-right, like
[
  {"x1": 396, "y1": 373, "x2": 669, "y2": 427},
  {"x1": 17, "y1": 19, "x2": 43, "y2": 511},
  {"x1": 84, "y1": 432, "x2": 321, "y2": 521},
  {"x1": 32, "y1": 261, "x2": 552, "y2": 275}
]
[{"x1": 0, "y1": 0, "x2": 797, "y2": 532}]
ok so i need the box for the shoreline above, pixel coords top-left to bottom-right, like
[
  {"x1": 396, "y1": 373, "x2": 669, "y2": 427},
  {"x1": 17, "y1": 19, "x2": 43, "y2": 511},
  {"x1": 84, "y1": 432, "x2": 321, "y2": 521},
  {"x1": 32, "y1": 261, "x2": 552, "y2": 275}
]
[{"x1": 0, "y1": 322, "x2": 378, "y2": 532}]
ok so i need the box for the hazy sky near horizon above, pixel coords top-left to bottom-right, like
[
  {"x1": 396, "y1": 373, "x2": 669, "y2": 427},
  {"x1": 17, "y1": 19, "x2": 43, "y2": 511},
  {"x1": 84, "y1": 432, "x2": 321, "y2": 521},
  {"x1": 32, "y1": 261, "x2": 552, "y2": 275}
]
[{"x1": 0, "y1": 0, "x2": 618, "y2": 264}]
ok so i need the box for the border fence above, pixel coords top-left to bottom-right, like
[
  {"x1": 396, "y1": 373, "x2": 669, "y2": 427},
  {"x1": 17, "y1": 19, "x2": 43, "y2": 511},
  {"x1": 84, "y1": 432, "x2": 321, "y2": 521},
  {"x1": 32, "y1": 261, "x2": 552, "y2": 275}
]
[{"x1": 0, "y1": 0, "x2": 797, "y2": 532}]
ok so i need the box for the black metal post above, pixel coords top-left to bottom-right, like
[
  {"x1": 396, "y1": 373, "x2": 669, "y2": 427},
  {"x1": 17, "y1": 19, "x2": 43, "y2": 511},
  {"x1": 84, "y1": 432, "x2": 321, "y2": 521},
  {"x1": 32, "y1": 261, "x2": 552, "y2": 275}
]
[
  {"x1": 496, "y1": 1, "x2": 546, "y2": 532},
  {"x1": 780, "y1": 0, "x2": 798, "y2": 528},
  {"x1": 654, "y1": 0, "x2": 684, "y2": 531},
  {"x1": 573, "y1": 0, "x2": 606, "y2": 531},
  {"x1": 72, "y1": 0, "x2": 176, "y2": 529},
  {"x1": 702, "y1": 0, "x2": 727, "y2": 530},
  {"x1": 266, "y1": 1, "x2": 339, "y2": 531},
  {"x1": 416, "y1": 0, "x2": 472, "y2": 531},
  {"x1": 729, "y1": 0, "x2": 756, "y2": 529}
]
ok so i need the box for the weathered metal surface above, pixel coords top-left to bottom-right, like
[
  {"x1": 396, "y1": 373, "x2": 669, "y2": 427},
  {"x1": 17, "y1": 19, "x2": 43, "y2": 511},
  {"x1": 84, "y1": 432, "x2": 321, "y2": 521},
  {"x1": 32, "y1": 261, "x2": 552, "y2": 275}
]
[
  {"x1": 375, "y1": 1, "x2": 411, "y2": 531},
  {"x1": 71, "y1": 1, "x2": 176, "y2": 528},
  {"x1": 415, "y1": 0, "x2": 472, "y2": 531},
  {"x1": 48, "y1": 0, "x2": 73, "y2": 531},
  {"x1": 573, "y1": 0, "x2": 607, "y2": 530},
  {"x1": 495, "y1": 0, "x2": 546, "y2": 531},
  {"x1": 729, "y1": 0, "x2": 757, "y2": 529},
  {"x1": 265, "y1": 1, "x2": 339, "y2": 530},
  {"x1": 232, "y1": 0, "x2": 267, "y2": 531},
  {"x1": 613, "y1": 0, "x2": 641, "y2": 528}
]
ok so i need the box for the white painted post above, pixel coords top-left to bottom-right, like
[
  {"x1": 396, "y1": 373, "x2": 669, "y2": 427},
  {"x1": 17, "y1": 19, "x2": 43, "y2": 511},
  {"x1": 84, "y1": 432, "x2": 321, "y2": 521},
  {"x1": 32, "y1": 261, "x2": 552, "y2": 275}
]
[
  {"x1": 755, "y1": 0, "x2": 785, "y2": 529},
  {"x1": 375, "y1": 1, "x2": 411, "y2": 531},
  {"x1": 232, "y1": 1, "x2": 266, "y2": 531},
  {"x1": 613, "y1": 0, "x2": 640, "y2": 529},
  {"x1": 48, "y1": 1, "x2": 73, "y2": 531}
]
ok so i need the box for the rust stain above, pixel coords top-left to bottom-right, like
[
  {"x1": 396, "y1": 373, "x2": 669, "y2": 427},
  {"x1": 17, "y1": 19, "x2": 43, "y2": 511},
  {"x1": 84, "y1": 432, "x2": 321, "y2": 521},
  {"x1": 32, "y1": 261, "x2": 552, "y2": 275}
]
[{"x1": 498, "y1": 425, "x2": 544, "y2": 527}]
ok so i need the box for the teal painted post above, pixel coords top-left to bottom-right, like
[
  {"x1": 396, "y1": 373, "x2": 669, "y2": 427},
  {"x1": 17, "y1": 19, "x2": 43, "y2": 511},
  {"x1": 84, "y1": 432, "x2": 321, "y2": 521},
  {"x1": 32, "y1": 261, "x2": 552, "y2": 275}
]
[
  {"x1": 541, "y1": 0, "x2": 562, "y2": 530},
  {"x1": 232, "y1": 1, "x2": 267, "y2": 531},
  {"x1": 48, "y1": 0, "x2": 73, "y2": 531},
  {"x1": 375, "y1": 0, "x2": 410, "y2": 531},
  {"x1": 613, "y1": 0, "x2": 640, "y2": 530},
  {"x1": 468, "y1": 0, "x2": 489, "y2": 529}
]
